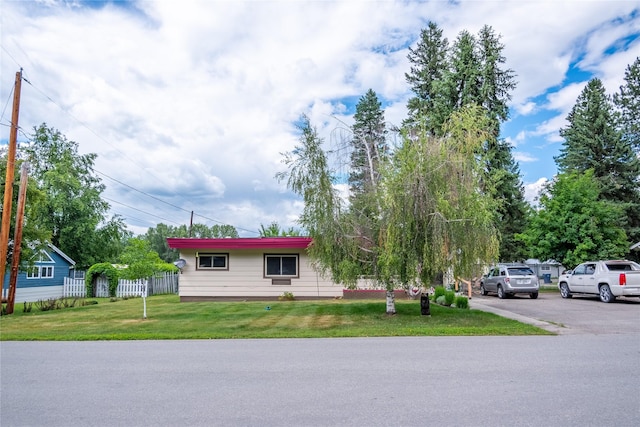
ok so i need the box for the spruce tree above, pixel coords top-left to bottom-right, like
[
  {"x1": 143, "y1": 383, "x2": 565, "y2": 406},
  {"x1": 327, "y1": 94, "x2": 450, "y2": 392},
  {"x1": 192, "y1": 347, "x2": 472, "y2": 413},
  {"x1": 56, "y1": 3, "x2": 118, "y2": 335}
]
[
  {"x1": 404, "y1": 21, "x2": 449, "y2": 132},
  {"x1": 405, "y1": 23, "x2": 524, "y2": 261},
  {"x1": 613, "y1": 57, "x2": 640, "y2": 152},
  {"x1": 349, "y1": 89, "x2": 388, "y2": 210},
  {"x1": 557, "y1": 78, "x2": 640, "y2": 250}
]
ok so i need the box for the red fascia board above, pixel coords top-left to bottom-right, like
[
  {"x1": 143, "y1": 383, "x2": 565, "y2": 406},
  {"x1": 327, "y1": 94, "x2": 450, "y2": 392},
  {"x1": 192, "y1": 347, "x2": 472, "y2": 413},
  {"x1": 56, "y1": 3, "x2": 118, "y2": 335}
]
[{"x1": 166, "y1": 237, "x2": 312, "y2": 250}]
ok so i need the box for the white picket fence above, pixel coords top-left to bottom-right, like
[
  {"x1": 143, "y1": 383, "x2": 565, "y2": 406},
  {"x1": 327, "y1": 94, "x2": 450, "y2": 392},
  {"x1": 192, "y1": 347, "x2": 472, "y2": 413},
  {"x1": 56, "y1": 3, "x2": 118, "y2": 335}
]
[{"x1": 63, "y1": 272, "x2": 178, "y2": 298}]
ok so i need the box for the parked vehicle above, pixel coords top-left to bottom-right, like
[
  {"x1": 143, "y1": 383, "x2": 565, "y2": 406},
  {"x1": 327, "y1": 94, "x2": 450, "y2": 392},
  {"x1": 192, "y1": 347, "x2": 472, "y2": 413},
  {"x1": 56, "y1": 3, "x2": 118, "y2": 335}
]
[
  {"x1": 558, "y1": 260, "x2": 640, "y2": 303},
  {"x1": 480, "y1": 264, "x2": 539, "y2": 299}
]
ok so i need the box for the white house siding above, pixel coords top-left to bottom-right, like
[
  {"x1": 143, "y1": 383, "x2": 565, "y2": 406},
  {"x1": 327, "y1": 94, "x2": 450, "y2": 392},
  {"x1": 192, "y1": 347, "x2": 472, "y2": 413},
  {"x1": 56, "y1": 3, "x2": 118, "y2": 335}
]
[
  {"x1": 2, "y1": 285, "x2": 64, "y2": 303},
  {"x1": 178, "y1": 248, "x2": 342, "y2": 300}
]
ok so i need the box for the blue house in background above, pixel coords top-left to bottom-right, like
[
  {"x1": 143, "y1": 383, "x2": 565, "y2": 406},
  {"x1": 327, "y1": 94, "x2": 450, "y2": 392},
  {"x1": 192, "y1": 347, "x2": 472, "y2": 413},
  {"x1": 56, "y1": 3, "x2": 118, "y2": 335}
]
[{"x1": 2, "y1": 244, "x2": 76, "y2": 303}]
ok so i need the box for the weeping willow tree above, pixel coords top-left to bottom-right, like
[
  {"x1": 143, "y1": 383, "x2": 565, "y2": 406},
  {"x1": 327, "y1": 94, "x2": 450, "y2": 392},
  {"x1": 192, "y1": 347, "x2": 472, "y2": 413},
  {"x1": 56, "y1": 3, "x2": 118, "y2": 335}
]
[
  {"x1": 378, "y1": 106, "x2": 499, "y2": 310},
  {"x1": 278, "y1": 107, "x2": 498, "y2": 314}
]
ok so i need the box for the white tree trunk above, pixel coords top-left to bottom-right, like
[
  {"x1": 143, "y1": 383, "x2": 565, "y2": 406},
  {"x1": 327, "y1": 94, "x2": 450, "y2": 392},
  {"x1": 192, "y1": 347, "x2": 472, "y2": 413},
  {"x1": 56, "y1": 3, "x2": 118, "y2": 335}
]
[{"x1": 385, "y1": 290, "x2": 396, "y2": 314}]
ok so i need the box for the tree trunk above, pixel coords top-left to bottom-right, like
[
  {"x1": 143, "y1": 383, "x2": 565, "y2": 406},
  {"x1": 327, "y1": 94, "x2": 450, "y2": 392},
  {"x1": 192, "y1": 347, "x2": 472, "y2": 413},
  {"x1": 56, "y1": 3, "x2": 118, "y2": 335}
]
[{"x1": 385, "y1": 290, "x2": 396, "y2": 314}]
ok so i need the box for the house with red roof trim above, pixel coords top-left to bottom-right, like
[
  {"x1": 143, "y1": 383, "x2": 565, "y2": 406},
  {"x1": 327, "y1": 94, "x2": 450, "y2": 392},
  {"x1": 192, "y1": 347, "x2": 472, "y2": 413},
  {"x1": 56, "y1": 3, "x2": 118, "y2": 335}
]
[{"x1": 167, "y1": 237, "x2": 343, "y2": 301}]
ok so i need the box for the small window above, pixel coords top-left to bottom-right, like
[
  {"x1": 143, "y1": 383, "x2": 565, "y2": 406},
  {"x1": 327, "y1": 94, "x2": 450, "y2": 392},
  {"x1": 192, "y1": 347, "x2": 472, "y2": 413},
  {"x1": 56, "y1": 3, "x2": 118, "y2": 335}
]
[
  {"x1": 26, "y1": 266, "x2": 40, "y2": 279},
  {"x1": 196, "y1": 253, "x2": 228, "y2": 270},
  {"x1": 264, "y1": 254, "x2": 298, "y2": 278},
  {"x1": 40, "y1": 266, "x2": 54, "y2": 278}
]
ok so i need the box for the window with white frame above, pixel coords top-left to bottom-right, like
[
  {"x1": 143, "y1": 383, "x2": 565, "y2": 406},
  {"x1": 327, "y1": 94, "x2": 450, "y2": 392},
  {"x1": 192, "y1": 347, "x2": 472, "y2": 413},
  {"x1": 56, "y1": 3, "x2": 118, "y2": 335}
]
[
  {"x1": 264, "y1": 254, "x2": 298, "y2": 278},
  {"x1": 196, "y1": 253, "x2": 229, "y2": 270},
  {"x1": 26, "y1": 265, "x2": 54, "y2": 279}
]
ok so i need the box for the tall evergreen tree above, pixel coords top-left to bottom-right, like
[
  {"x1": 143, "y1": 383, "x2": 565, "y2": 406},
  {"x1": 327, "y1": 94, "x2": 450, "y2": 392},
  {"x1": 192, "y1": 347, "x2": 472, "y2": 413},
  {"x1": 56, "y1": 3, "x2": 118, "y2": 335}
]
[
  {"x1": 556, "y1": 78, "x2": 640, "y2": 249},
  {"x1": 404, "y1": 21, "x2": 449, "y2": 132},
  {"x1": 556, "y1": 78, "x2": 640, "y2": 200},
  {"x1": 404, "y1": 23, "x2": 524, "y2": 261},
  {"x1": 484, "y1": 139, "x2": 530, "y2": 261},
  {"x1": 613, "y1": 57, "x2": 640, "y2": 152},
  {"x1": 349, "y1": 89, "x2": 388, "y2": 210},
  {"x1": 477, "y1": 25, "x2": 517, "y2": 137}
]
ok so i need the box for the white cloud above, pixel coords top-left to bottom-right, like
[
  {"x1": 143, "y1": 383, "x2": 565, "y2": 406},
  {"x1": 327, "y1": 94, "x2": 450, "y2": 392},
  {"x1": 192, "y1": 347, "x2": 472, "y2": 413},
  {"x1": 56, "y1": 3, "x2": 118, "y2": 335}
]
[
  {"x1": 1, "y1": 0, "x2": 637, "y2": 236},
  {"x1": 514, "y1": 102, "x2": 536, "y2": 116},
  {"x1": 513, "y1": 152, "x2": 537, "y2": 163},
  {"x1": 524, "y1": 178, "x2": 549, "y2": 205}
]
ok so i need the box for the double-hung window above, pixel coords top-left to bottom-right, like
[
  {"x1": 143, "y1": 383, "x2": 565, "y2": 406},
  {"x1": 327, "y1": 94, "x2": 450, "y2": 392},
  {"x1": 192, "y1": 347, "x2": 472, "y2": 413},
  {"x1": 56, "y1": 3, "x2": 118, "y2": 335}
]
[
  {"x1": 196, "y1": 253, "x2": 228, "y2": 270},
  {"x1": 264, "y1": 254, "x2": 298, "y2": 278}
]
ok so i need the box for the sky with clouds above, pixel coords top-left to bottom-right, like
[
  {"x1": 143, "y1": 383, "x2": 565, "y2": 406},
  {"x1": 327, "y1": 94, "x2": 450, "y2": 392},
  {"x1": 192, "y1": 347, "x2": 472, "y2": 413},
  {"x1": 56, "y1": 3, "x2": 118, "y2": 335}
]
[{"x1": 1, "y1": 0, "x2": 639, "y2": 236}]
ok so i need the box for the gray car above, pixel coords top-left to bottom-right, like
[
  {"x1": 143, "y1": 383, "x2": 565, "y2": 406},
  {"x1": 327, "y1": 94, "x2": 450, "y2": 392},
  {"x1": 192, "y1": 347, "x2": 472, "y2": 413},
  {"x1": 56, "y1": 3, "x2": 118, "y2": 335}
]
[{"x1": 480, "y1": 264, "x2": 540, "y2": 299}]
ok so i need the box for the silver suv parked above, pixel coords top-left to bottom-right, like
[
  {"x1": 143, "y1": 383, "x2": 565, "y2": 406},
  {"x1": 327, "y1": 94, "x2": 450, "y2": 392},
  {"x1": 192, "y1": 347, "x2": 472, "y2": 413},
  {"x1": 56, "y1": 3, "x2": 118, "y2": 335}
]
[{"x1": 481, "y1": 264, "x2": 539, "y2": 299}]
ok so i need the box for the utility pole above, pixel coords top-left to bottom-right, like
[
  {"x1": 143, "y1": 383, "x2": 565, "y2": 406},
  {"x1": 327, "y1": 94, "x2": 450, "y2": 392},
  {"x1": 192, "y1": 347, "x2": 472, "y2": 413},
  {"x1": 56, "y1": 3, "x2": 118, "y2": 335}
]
[
  {"x1": 0, "y1": 69, "x2": 22, "y2": 295},
  {"x1": 6, "y1": 163, "x2": 28, "y2": 314}
]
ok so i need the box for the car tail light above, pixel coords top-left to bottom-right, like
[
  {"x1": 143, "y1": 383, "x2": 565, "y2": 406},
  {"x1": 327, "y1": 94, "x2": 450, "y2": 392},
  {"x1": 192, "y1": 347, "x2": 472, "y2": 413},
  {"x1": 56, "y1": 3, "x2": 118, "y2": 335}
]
[
  {"x1": 505, "y1": 278, "x2": 510, "y2": 284},
  {"x1": 619, "y1": 273, "x2": 626, "y2": 286}
]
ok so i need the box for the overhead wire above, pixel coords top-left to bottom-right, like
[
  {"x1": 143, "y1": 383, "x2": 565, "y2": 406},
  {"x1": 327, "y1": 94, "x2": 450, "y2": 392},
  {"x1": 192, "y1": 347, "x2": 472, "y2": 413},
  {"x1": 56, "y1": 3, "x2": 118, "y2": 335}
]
[{"x1": 1, "y1": 57, "x2": 260, "y2": 235}]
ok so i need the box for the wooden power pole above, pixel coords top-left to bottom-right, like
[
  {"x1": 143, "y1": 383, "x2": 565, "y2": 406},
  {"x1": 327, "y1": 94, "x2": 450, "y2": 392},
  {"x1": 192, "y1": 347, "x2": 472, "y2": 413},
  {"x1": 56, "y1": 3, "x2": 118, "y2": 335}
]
[
  {"x1": 6, "y1": 163, "x2": 28, "y2": 314},
  {"x1": 0, "y1": 69, "x2": 22, "y2": 299}
]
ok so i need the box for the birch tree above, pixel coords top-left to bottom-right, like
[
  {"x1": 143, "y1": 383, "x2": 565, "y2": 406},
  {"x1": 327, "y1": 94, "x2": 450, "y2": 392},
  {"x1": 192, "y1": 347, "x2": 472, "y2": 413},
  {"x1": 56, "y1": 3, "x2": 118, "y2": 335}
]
[
  {"x1": 378, "y1": 106, "x2": 499, "y2": 298},
  {"x1": 279, "y1": 108, "x2": 498, "y2": 314}
]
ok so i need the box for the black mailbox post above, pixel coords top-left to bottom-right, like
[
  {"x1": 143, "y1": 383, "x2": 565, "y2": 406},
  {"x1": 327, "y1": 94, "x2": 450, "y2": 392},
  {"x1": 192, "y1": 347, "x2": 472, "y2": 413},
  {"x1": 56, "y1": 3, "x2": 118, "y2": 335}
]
[{"x1": 420, "y1": 293, "x2": 430, "y2": 315}]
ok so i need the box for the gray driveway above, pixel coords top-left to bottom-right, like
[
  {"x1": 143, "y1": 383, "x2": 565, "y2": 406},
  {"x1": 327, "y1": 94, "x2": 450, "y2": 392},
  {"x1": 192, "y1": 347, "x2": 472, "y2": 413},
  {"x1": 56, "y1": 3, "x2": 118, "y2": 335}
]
[{"x1": 471, "y1": 291, "x2": 640, "y2": 334}]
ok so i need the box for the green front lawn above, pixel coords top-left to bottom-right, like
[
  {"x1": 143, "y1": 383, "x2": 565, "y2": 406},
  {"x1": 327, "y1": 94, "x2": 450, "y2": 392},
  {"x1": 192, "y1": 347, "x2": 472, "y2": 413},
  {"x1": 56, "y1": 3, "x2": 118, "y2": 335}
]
[{"x1": 0, "y1": 295, "x2": 551, "y2": 340}]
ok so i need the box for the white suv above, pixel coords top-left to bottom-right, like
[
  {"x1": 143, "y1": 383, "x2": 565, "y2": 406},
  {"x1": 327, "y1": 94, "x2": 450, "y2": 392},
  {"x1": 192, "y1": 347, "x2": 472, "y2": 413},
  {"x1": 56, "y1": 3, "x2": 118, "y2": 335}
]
[{"x1": 481, "y1": 264, "x2": 540, "y2": 299}]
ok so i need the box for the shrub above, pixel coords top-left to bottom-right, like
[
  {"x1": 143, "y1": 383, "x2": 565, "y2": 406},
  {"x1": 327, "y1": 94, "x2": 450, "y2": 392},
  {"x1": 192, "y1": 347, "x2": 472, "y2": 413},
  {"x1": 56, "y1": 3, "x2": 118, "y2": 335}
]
[
  {"x1": 433, "y1": 286, "x2": 446, "y2": 299},
  {"x1": 435, "y1": 295, "x2": 447, "y2": 305},
  {"x1": 23, "y1": 301, "x2": 33, "y2": 313},
  {"x1": 35, "y1": 298, "x2": 59, "y2": 312},
  {"x1": 444, "y1": 290, "x2": 455, "y2": 306},
  {"x1": 278, "y1": 292, "x2": 295, "y2": 301},
  {"x1": 455, "y1": 295, "x2": 469, "y2": 309},
  {"x1": 86, "y1": 263, "x2": 120, "y2": 297}
]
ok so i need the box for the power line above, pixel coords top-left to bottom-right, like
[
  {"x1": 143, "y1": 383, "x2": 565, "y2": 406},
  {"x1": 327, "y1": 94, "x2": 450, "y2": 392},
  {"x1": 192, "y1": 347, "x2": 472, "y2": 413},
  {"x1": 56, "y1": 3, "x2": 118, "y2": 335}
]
[
  {"x1": 102, "y1": 196, "x2": 182, "y2": 226},
  {"x1": 7, "y1": 66, "x2": 260, "y2": 235}
]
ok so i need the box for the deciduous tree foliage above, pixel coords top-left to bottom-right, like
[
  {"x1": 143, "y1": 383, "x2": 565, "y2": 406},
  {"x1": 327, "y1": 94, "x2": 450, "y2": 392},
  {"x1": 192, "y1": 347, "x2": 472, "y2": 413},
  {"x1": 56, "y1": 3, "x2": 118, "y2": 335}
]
[
  {"x1": 378, "y1": 107, "x2": 498, "y2": 289},
  {"x1": 405, "y1": 23, "x2": 524, "y2": 262},
  {"x1": 21, "y1": 124, "x2": 129, "y2": 269},
  {"x1": 516, "y1": 171, "x2": 627, "y2": 268},
  {"x1": 259, "y1": 222, "x2": 300, "y2": 237},
  {"x1": 0, "y1": 157, "x2": 50, "y2": 267},
  {"x1": 142, "y1": 222, "x2": 239, "y2": 263},
  {"x1": 278, "y1": 108, "x2": 498, "y2": 314},
  {"x1": 118, "y1": 238, "x2": 176, "y2": 280}
]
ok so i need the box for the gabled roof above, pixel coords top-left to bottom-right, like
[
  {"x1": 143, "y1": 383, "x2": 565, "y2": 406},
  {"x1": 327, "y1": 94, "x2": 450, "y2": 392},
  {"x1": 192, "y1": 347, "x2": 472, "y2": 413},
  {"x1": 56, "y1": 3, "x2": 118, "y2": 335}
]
[
  {"x1": 47, "y1": 243, "x2": 75, "y2": 266},
  {"x1": 167, "y1": 237, "x2": 312, "y2": 250}
]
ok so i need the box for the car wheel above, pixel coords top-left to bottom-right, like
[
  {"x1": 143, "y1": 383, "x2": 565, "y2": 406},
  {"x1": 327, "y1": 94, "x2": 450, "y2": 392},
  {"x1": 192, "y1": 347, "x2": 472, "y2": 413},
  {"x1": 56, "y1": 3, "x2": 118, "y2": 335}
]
[
  {"x1": 480, "y1": 284, "x2": 488, "y2": 296},
  {"x1": 599, "y1": 285, "x2": 615, "y2": 303},
  {"x1": 559, "y1": 283, "x2": 572, "y2": 299},
  {"x1": 530, "y1": 292, "x2": 538, "y2": 299},
  {"x1": 497, "y1": 285, "x2": 506, "y2": 299}
]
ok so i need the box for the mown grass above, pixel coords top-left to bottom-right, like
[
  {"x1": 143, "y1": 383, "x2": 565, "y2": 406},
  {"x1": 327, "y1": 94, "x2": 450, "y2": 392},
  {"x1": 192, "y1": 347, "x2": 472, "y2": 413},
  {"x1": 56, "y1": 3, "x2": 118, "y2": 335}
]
[{"x1": 0, "y1": 295, "x2": 551, "y2": 340}]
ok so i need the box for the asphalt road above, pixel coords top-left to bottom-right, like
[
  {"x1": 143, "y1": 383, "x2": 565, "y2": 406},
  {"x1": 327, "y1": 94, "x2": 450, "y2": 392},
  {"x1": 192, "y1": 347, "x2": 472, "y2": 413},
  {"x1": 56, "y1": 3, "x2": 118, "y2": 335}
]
[{"x1": 2, "y1": 295, "x2": 639, "y2": 427}]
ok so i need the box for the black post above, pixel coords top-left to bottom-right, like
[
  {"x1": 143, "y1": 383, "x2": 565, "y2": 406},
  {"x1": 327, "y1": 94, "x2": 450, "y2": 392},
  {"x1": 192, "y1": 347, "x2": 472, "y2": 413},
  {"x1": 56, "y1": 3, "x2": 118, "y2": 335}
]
[{"x1": 420, "y1": 293, "x2": 430, "y2": 315}]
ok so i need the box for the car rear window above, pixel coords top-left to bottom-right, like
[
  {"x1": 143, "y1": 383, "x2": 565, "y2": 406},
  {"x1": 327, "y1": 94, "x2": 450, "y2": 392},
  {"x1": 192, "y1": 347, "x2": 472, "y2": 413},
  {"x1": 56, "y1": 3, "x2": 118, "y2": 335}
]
[
  {"x1": 508, "y1": 268, "x2": 534, "y2": 276},
  {"x1": 605, "y1": 263, "x2": 639, "y2": 271}
]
